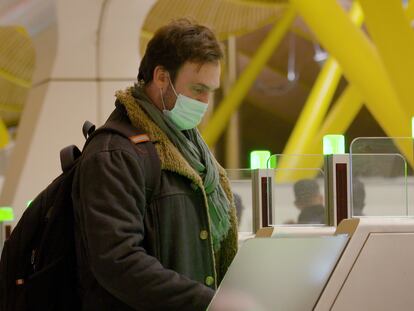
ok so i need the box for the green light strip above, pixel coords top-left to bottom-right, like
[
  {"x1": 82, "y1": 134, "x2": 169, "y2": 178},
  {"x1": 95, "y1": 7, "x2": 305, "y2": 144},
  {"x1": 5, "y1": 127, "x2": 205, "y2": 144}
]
[
  {"x1": 323, "y1": 135, "x2": 345, "y2": 155},
  {"x1": 250, "y1": 150, "x2": 271, "y2": 169},
  {"x1": 0, "y1": 207, "x2": 14, "y2": 222},
  {"x1": 268, "y1": 156, "x2": 277, "y2": 169}
]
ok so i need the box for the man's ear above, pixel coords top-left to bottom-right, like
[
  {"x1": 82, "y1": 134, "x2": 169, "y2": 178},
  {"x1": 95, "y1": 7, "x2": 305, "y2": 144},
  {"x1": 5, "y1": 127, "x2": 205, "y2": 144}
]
[{"x1": 153, "y1": 66, "x2": 169, "y2": 90}]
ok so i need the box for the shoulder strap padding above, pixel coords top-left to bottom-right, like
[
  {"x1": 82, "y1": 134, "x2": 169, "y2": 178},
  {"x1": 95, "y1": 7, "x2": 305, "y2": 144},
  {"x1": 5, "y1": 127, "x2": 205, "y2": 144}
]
[
  {"x1": 82, "y1": 121, "x2": 96, "y2": 139},
  {"x1": 86, "y1": 119, "x2": 161, "y2": 203},
  {"x1": 60, "y1": 145, "x2": 81, "y2": 173}
]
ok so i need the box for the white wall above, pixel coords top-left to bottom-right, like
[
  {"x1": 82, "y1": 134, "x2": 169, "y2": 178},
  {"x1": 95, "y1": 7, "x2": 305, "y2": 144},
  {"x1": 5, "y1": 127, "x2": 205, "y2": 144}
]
[{"x1": 0, "y1": 0, "x2": 156, "y2": 225}]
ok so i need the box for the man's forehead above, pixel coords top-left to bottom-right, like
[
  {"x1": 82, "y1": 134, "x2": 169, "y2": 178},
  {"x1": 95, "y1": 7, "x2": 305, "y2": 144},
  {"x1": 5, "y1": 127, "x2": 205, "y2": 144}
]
[{"x1": 178, "y1": 62, "x2": 221, "y2": 89}]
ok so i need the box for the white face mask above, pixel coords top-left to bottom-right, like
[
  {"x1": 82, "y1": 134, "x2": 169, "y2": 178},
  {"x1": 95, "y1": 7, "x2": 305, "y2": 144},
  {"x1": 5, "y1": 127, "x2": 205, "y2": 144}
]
[{"x1": 160, "y1": 77, "x2": 208, "y2": 130}]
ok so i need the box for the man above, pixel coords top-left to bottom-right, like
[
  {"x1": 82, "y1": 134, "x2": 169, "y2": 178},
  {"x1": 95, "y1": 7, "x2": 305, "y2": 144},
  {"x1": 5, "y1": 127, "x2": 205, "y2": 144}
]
[
  {"x1": 293, "y1": 179, "x2": 325, "y2": 224},
  {"x1": 72, "y1": 19, "x2": 238, "y2": 311}
]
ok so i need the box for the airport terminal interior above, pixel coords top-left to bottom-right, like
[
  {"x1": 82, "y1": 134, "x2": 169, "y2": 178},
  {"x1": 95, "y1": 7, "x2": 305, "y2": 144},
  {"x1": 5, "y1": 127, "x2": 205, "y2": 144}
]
[{"x1": 0, "y1": 0, "x2": 414, "y2": 310}]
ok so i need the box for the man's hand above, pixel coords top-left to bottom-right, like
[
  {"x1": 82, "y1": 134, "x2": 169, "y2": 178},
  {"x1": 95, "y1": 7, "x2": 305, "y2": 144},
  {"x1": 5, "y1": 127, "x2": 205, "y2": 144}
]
[{"x1": 208, "y1": 288, "x2": 267, "y2": 311}]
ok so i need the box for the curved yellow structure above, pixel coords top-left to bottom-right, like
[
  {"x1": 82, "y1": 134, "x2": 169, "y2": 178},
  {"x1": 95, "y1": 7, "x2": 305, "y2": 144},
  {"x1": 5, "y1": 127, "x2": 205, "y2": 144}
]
[
  {"x1": 202, "y1": 7, "x2": 296, "y2": 146},
  {"x1": 360, "y1": 0, "x2": 414, "y2": 117},
  {"x1": 290, "y1": 0, "x2": 412, "y2": 168},
  {"x1": 0, "y1": 26, "x2": 35, "y2": 147}
]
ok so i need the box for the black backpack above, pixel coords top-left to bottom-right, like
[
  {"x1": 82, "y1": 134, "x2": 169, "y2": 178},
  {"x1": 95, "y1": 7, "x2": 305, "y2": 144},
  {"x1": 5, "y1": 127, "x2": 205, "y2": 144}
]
[{"x1": 0, "y1": 120, "x2": 160, "y2": 311}]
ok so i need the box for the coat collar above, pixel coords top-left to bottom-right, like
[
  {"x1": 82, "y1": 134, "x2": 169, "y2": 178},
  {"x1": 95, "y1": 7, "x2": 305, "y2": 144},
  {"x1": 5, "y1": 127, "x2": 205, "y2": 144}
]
[
  {"x1": 115, "y1": 87, "x2": 232, "y2": 196},
  {"x1": 115, "y1": 87, "x2": 205, "y2": 188}
]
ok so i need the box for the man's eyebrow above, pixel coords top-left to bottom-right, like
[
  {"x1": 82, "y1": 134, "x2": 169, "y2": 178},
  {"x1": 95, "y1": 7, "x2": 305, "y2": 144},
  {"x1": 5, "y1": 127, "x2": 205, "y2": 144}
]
[{"x1": 193, "y1": 83, "x2": 219, "y2": 91}]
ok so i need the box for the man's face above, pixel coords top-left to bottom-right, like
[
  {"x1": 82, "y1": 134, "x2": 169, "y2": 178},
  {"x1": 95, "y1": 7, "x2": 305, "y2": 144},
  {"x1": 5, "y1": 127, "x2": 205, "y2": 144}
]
[{"x1": 163, "y1": 61, "x2": 221, "y2": 110}]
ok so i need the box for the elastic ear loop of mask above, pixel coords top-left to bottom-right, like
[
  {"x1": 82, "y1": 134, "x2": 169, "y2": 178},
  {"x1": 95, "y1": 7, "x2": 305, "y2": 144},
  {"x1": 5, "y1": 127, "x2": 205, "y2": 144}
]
[
  {"x1": 161, "y1": 74, "x2": 178, "y2": 111},
  {"x1": 168, "y1": 75, "x2": 179, "y2": 97},
  {"x1": 159, "y1": 88, "x2": 167, "y2": 110}
]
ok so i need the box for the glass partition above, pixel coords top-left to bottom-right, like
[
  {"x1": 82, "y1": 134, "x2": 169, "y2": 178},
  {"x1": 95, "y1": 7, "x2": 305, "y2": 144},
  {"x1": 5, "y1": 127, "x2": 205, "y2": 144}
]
[
  {"x1": 350, "y1": 137, "x2": 414, "y2": 217},
  {"x1": 226, "y1": 169, "x2": 254, "y2": 233},
  {"x1": 266, "y1": 154, "x2": 327, "y2": 226},
  {"x1": 226, "y1": 154, "x2": 333, "y2": 232}
]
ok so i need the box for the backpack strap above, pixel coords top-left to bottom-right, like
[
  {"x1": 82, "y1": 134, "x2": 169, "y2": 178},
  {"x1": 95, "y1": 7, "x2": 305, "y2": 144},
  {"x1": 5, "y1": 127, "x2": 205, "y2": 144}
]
[
  {"x1": 85, "y1": 120, "x2": 161, "y2": 203},
  {"x1": 59, "y1": 120, "x2": 96, "y2": 173},
  {"x1": 60, "y1": 145, "x2": 82, "y2": 173},
  {"x1": 82, "y1": 120, "x2": 96, "y2": 139}
]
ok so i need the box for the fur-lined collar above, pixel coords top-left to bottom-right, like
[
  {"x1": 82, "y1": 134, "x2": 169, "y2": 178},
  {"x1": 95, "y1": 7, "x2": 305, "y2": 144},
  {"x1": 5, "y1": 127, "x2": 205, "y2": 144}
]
[{"x1": 115, "y1": 87, "x2": 230, "y2": 192}]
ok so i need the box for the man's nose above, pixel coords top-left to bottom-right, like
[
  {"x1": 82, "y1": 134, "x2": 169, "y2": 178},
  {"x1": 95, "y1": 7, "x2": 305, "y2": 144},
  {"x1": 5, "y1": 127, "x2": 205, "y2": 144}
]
[{"x1": 197, "y1": 93, "x2": 209, "y2": 104}]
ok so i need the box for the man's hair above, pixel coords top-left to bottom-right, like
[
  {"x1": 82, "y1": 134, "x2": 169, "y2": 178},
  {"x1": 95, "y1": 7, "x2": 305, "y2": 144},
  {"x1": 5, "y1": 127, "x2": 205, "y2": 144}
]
[
  {"x1": 138, "y1": 18, "x2": 223, "y2": 85},
  {"x1": 293, "y1": 179, "x2": 321, "y2": 205}
]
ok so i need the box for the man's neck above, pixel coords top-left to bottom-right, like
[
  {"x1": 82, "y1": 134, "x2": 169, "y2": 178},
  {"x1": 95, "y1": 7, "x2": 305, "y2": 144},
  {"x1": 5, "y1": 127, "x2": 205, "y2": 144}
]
[{"x1": 143, "y1": 83, "x2": 163, "y2": 111}]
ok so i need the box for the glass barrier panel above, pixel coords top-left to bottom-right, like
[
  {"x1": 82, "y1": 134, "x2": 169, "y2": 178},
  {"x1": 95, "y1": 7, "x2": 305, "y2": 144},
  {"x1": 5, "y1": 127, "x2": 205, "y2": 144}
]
[
  {"x1": 226, "y1": 169, "x2": 254, "y2": 233},
  {"x1": 264, "y1": 167, "x2": 327, "y2": 226},
  {"x1": 266, "y1": 154, "x2": 326, "y2": 226},
  {"x1": 267, "y1": 154, "x2": 325, "y2": 170},
  {"x1": 350, "y1": 137, "x2": 414, "y2": 217}
]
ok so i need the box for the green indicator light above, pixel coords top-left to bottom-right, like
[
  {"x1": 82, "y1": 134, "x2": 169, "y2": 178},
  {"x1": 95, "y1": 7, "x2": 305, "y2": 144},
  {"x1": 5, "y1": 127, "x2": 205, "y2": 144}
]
[
  {"x1": 250, "y1": 150, "x2": 271, "y2": 169},
  {"x1": 267, "y1": 156, "x2": 277, "y2": 168},
  {"x1": 0, "y1": 207, "x2": 14, "y2": 222},
  {"x1": 323, "y1": 135, "x2": 345, "y2": 155},
  {"x1": 27, "y1": 200, "x2": 32, "y2": 207}
]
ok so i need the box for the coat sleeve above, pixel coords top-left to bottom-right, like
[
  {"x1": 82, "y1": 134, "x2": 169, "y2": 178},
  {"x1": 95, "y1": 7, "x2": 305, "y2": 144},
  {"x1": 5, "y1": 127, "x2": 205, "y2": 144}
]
[{"x1": 77, "y1": 148, "x2": 214, "y2": 311}]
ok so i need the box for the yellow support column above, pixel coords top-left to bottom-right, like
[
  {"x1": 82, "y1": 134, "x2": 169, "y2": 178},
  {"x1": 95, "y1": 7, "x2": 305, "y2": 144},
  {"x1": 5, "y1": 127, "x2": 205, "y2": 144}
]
[
  {"x1": 313, "y1": 86, "x2": 363, "y2": 153},
  {"x1": 224, "y1": 36, "x2": 241, "y2": 169},
  {"x1": 276, "y1": 85, "x2": 364, "y2": 181},
  {"x1": 290, "y1": 0, "x2": 412, "y2": 166},
  {"x1": 202, "y1": 7, "x2": 296, "y2": 147},
  {"x1": 279, "y1": 1, "x2": 363, "y2": 172},
  {"x1": 359, "y1": 0, "x2": 414, "y2": 116},
  {"x1": 0, "y1": 119, "x2": 9, "y2": 148}
]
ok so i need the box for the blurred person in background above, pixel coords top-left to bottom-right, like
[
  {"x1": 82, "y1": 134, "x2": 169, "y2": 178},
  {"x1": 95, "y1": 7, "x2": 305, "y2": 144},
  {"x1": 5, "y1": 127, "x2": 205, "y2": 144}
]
[{"x1": 293, "y1": 179, "x2": 325, "y2": 224}]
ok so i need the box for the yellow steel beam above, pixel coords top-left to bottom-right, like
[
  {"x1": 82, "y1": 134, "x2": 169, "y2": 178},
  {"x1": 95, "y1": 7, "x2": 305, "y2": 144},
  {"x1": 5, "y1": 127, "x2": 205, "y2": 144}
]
[
  {"x1": 314, "y1": 86, "x2": 363, "y2": 151},
  {"x1": 276, "y1": 84, "x2": 364, "y2": 181},
  {"x1": 277, "y1": 1, "x2": 363, "y2": 174},
  {"x1": 0, "y1": 117, "x2": 9, "y2": 148},
  {"x1": 201, "y1": 6, "x2": 296, "y2": 147},
  {"x1": 290, "y1": 0, "x2": 413, "y2": 167},
  {"x1": 360, "y1": 0, "x2": 414, "y2": 116},
  {"x1": 279, "y1": 56, "x2": 341, "y2": 154}
]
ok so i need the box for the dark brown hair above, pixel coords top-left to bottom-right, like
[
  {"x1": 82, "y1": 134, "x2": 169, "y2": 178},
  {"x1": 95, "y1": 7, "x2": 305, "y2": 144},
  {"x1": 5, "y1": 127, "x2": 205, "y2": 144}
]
[{"x1": 138, "y1": 19, "x2": 223, "y2": 84}]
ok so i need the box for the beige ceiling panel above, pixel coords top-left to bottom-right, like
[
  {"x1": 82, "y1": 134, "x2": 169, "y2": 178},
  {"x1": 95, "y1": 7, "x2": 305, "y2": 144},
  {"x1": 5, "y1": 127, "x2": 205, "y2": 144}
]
[{"x1": 139, "y1": 0, "x2": 287, "y2": 54}]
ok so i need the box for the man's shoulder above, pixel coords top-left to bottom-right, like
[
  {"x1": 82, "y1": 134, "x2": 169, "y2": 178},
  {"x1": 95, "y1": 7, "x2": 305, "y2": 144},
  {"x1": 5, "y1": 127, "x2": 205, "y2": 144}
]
[
  {"x1": 82, "y1": 129, "x2": 139, "y2": 159},
  {"x1": 84, "y1": 105, "x2": 146, "y2": 160}
]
